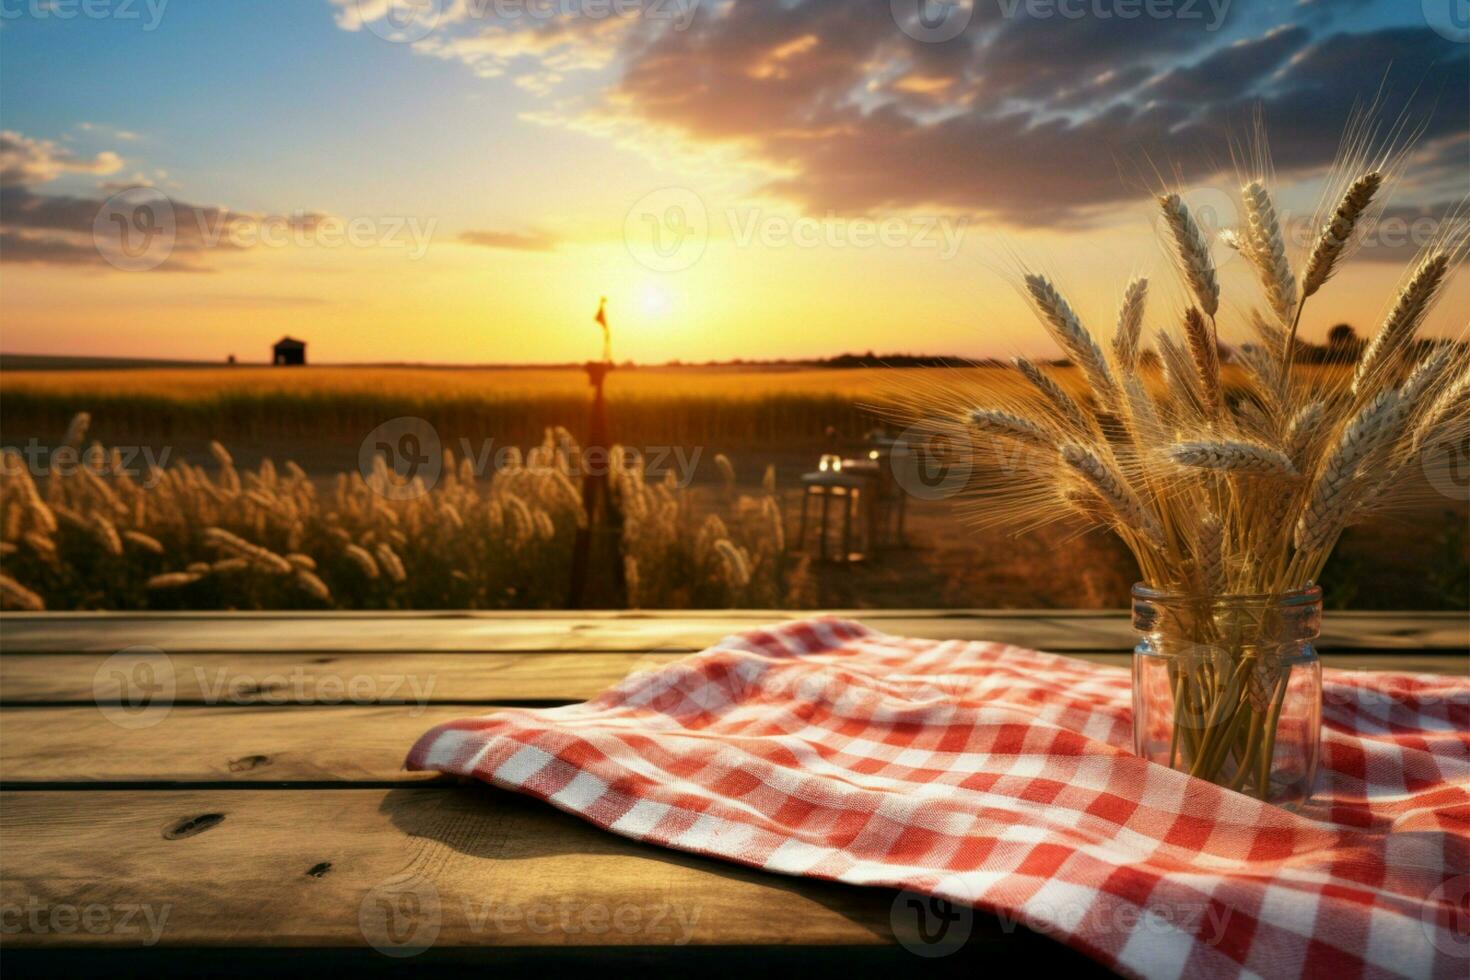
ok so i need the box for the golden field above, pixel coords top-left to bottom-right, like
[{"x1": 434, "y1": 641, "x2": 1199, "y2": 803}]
[{"x1": 0, "y1": 363, "x2": 1461, "y2": 612}]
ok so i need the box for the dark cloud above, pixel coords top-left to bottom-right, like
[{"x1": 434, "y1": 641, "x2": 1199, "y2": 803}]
[
  {"x1": 0, "y1": 230, "x2": 209, "y2": 271},
  {"x1": 458, "y1": 229, "x2": 559, "y2": 251},
  {"x1": 0, "y1": 184, "x2": 340, "y2": 271},
  {"x1": 1139, "y1": 25, "x2": 1309, "y2": 103},
  {"x1": 604, "y1": 7, "x2": 1468, "y2": 226}
]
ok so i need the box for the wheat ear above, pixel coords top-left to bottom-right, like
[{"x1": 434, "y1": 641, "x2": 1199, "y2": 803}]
[
  {"x1": 1294, "y1": 390, "x2": 1405, "y2": 554},
  {"x1": 1285, "y1": 400, "x2": 1325, "y2": 466},
  {"x1": 968, "y1": 409, "x2": 1052, "y2": 446},
  {"x1": 1157, "y1": 331, "x2": 1208, "y2": 420},
  {"x1": 1023, "y1": 274, "x2": 1119, "y2": 403},
  {"x1": 1159, "y1": 194, "x2": 1219, "y2": 317},
  {"x1": 1352, "y1": 253, "x2": 1450, "y2": 394},
  {"x1": 1241, "y1": 181, "x2": 1297, "y2": 325},
  {"x1": 1195, "y1": 512, "x2": 1225, "y2": 592},
  {"x1": 1399, "y1": 344, "x2": 1455, "y2": 411},
  {"x1": 1012, "y1": 357, "x2": 1095, "y2": 433},
  {"x1": 1060, "y1": 444, "x2": 1164, "y2": 547},
  {"x1": 1111, "y1": 278, "x2": 1148, "y2": 369},
  {"x1": 1302, "y1": 172, "x2": 1382, "y2": 298},
  {"x1": 1166, "y1": 440, "x2": 1298, "y2": 478},
  {"x1": 1182, "y1": 307, "x2": 1222, "y2": 418},
  {"x1": 1413, "y1": 363, "x2": 1470, "y2": 449}
]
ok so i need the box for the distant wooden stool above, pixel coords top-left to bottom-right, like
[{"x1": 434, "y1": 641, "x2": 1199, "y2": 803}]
[
  {"x1": 798, "y1": 470, "x2": 867, "y2": 562},
  {"x1": 836, "y1": 458, "x2": 883, "y2": 550},
  {"x1": 868, "y1": 441, "x2": 908, "y2": 546}
]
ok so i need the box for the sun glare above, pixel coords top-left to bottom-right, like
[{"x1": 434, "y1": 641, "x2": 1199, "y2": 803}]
[{"x1": 639, "y1": 281, "x2": 673, "y2": 317}]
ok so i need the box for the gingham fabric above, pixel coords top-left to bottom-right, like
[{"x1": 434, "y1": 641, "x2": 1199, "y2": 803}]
[{"x1": 406, "y1": 618, "x2": 1470, "y2": 978}]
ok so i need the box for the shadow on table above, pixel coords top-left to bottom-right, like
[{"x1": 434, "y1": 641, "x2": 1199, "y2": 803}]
[{"x1": 378, "y1": 783, "x2": 1105, "y2": 976}]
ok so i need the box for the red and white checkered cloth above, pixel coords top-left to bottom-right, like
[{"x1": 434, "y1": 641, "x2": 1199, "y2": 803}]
[{"x1": 406, "y1": 618, "x2": 1470, "y2": 978}]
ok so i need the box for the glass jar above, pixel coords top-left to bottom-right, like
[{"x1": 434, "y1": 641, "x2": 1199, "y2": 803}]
[{"x1": 1132, "y1": 583, "x2": 1322, "y2": 810}]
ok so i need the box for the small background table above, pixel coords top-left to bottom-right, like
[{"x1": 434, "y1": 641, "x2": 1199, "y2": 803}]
[{"x1": 1, "y1": 610, "x2": 1464, "y2": 975}]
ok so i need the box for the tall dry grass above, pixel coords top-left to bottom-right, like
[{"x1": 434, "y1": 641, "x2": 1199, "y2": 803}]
[{"x1": 0, "y1": 416, "x2": 787, "y2": 610}]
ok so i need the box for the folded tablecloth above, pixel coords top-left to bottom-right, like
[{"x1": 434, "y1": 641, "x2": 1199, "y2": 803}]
[{"x1": 406, "y1": 618, "x2": 1469, "y2": 978}]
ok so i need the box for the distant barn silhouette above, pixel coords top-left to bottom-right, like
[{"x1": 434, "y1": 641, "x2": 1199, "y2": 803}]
[{"x1": 272, "y1": 336, "x2": 306, "y2": 366}]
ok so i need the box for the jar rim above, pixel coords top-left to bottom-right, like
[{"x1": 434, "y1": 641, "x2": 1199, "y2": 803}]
[{"x1": 1131, "y1": 582, "x2": 1322, "y2": 606}]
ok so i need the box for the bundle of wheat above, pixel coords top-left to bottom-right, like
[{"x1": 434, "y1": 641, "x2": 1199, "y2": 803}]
[{"x1": 887, "y1": 145, "x2": 1466, "y2": 799}]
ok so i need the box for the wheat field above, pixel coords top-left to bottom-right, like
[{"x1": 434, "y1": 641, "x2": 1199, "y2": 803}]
[{"x1": 0, "y1": 415, "x2": 787, "y2": 611}]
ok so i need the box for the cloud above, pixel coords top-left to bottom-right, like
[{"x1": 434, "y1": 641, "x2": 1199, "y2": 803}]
[
  {"x1": 0, "y1": 169, "x2": 340, "y2": 272},
  {"x1": 0, "y1": 130, "x2": 123, "y2": 187},
  {"x1": 337, "y1": 2, "x2": 1467, "y2": 228},
  {"x1": 1139, "y1": 25, "x2": 1309, "y2": 103},
  {"x1": 610, "y1": 17, "x2": 1467, "y2": 225},
  {"x1": 458, "y1": 228, "x2": 559, "y2": 251},
  {"x1": 77, "y1": 122, "x2": 143, "y2": 142}
]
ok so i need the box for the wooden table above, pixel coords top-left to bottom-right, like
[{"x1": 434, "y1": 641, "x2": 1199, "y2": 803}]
[{"x1": 1, "y1": 610, "x2": 1465, "y2": 976}]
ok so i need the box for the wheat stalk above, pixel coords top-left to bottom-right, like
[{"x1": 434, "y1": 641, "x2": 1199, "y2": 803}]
[
  {"x1": 1302, "y1": 172, "x2": 1382, "y2": 298},
  {"x1": 1159, "y1": 194, "x2": 1220, "y2": 317}
]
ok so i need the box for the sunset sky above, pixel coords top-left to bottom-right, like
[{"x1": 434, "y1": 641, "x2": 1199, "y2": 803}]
[{"x1": 0, "y1": 0, "x2": 1465, "y2": 365}]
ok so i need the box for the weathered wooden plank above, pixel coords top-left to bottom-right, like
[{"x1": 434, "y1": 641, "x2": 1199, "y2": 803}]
[
  {"x1": 3, "y1": 611, "x2": 1465, "y2": 653},
  {"x1": 0, "y1": 652, "x2": 679, "y2": 706},
  {"x1": 2, "y1": 650, "x2": 1462, "y2": 708},
  {"x1": 0, "y1": 787, "x2": 1051, "y2": 953},
  {"x1": 0, "y1": 705, "x2": 456, "y2": 784},
  {"x1": 6, "y1": 638, "x2": 1464, "y2": 788}
]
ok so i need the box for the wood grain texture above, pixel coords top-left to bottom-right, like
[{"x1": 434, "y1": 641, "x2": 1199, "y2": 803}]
[
  {"x1": 0, "y1": 705, "x2": 457, "y2": 784},
  {"x1": 0, "y1": 610, "x2": 1464, "y2": 966},
  {"x1": 2, "y1": 650, "x2": 1462, "y2": 708},
  {"x1": 2, "y1": 610, "x2": 1466, "y2": 653},
  {"x1": 0, "y1": 786, "x2": 921, "y2": 949}
]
